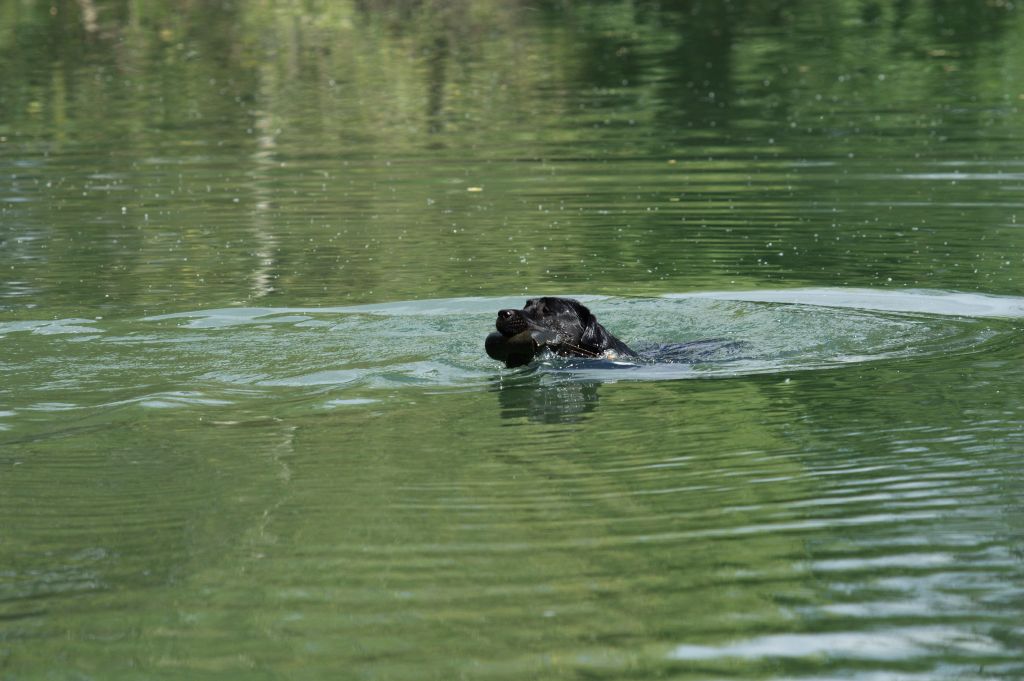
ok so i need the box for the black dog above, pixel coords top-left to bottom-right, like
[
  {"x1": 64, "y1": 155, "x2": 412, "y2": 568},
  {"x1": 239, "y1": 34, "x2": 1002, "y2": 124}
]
[{"x1": 485, "y1": 297, "x2": 637, "y2": 368}]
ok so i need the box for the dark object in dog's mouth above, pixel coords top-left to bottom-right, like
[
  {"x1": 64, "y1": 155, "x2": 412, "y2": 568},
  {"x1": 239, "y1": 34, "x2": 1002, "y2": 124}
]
[
  {"x1": 486, "y1": 322, "x2": 562, "y2": 367},
  {"x1": 485, "y1": 330, "x2": 541, "y2": 368}
]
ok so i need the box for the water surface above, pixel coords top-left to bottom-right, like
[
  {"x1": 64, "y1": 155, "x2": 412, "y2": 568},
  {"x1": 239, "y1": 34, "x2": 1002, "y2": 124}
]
[{"x1": 2, "y1": 1, "x2": 1024, "y2": 679}]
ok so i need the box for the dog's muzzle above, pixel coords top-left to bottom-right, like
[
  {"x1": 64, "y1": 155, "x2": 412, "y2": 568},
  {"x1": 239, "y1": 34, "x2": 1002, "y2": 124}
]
[{"x1": 496, "y1": 309, "x2": 528, "y2": 336}]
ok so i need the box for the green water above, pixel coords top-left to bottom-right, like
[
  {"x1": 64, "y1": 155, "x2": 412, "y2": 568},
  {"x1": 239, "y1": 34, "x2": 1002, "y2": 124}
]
[{"x1": 3, "y1": 1, "x2": 1024, "y2": 679}]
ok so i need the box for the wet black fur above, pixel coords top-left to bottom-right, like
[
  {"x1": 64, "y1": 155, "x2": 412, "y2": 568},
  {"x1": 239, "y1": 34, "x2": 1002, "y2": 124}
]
[{"x1": 495, "y1": 297, "x2": 636, "y2": 363}]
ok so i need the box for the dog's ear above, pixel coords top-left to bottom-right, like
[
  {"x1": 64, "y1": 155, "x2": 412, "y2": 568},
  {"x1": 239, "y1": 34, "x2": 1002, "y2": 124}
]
[
  {"x1": 564, "y1": 300, "x2": 595, "y2": 330},
  {"x1": 564, "y1": 299, "x2": 592, "y2": 323},
  {"x1": 578, "y1": 304, "x2": 611, "y2": 350}
]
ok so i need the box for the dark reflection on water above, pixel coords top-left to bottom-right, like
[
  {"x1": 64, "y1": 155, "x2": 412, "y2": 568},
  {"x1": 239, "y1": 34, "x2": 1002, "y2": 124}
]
[
  {"x1": 4, "y1": 0, "x2": 1024, "y2": 678},
  {"x1": 494, "y1": 374, "x2": 602, "y2": 424}
]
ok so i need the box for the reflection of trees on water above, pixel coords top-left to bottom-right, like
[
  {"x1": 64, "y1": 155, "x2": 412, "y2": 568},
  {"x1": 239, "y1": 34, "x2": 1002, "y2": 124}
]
[{"x1": 1, "y1": 0, "x2": 1022, "y2": 311}]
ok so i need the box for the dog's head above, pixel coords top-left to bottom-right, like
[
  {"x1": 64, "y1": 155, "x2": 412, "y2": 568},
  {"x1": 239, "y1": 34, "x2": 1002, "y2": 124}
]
[
  {"x1": 486, "y1": 297, "x2": 631, "y2": 367},
  {"x1": 495, "y1": 297, "x2": 593, "y2": 345}
]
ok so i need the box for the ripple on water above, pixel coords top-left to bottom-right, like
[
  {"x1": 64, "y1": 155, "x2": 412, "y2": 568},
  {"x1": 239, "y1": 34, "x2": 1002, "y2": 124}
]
[
  {"x1": 667, "y1": 626, "x2": 1011, "y2": 661},
  {"x1": 2, "y1": 285, "x2": 1021, "y2": 680},
  {"x1": 0, "y1": 289, "x2": 1020, "y2": 432}
]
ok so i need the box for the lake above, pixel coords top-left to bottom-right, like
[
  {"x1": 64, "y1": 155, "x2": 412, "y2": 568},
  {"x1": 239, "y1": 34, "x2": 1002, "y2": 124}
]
[{"x1": 2, "y1": 1, "x2": 1024, "y2": 678}]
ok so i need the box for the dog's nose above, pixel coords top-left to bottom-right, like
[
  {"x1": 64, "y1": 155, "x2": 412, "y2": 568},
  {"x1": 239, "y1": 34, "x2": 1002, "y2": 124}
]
[{"x1": 498, "y1": 309, "x2": 516, "y2": 321}]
